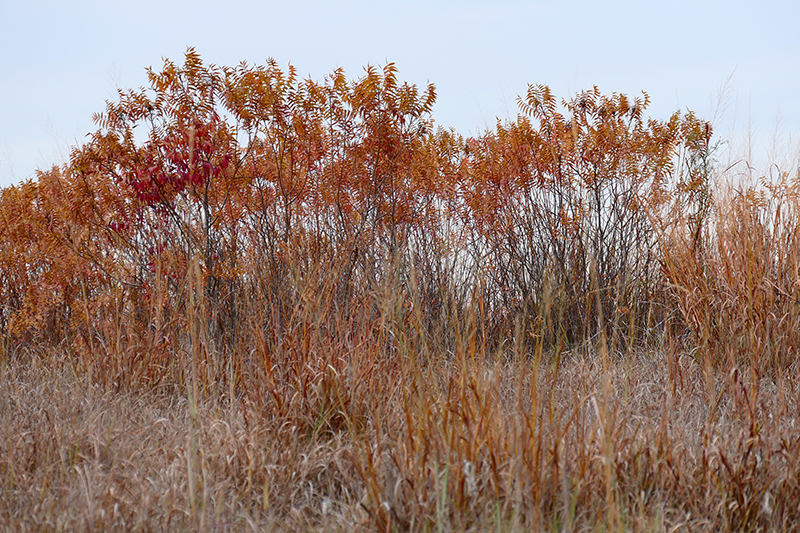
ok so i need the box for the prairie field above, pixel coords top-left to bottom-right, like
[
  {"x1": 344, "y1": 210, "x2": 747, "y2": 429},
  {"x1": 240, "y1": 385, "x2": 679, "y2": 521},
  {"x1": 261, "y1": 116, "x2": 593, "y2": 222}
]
[{"x1": 2, "y1": 51, "x2": 800, "y2": 531}]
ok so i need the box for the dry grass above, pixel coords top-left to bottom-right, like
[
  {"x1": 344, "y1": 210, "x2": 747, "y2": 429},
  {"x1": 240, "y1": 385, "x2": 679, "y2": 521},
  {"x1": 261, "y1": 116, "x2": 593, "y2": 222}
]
[
  {"x1": 3, "y1": 310, "x2": 800, "y2": 531},
  {"x1": 0, "y1": 348, "x2": 365, "y2": 532}
]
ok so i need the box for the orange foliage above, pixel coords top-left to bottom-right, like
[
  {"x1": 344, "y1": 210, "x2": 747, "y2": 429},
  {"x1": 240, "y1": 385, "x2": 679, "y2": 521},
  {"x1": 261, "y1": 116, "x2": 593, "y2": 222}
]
[{"x1": 0, "y1": 49, "x2": 712, "y2": 354}]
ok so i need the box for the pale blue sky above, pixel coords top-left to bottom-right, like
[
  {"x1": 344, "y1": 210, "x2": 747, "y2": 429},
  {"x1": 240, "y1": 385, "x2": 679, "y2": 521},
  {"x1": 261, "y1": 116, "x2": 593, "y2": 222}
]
[{"x1": 1, "y1": 0, "x2": 798, "y2": 188}]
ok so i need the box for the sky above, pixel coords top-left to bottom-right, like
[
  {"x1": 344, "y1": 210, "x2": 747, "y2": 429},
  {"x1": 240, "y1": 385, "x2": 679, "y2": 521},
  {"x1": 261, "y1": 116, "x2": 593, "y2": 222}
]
[{"x1": 1, "y1": 0, "x2": 798, "y2": 188}]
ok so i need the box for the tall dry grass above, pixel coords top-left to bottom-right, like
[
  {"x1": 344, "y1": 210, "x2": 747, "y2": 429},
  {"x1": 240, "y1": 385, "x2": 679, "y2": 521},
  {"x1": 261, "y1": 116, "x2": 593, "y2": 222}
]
[
  {"x1": 663, "y1": 167, "x2": 800, "y2": 372},
  {"x1": 3, "y1": 228, "x2": 800, "y2": 530}
]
